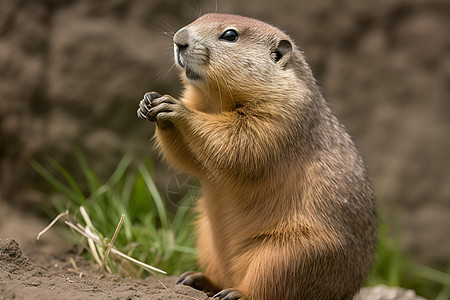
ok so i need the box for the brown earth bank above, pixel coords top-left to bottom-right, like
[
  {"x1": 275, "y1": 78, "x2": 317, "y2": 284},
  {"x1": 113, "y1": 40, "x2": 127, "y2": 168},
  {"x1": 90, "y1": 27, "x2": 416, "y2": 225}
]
[
  {"x1": 0, "y1": 238, "x2": 209, "y2": 300},
  {"x1": 0, "y1": 202, "x2": 209, "y2": 300}
]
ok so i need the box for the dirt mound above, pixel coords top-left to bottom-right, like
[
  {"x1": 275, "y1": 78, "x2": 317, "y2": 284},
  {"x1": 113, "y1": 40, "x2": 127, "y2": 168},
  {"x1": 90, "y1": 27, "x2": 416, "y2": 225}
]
[
  {"x1": 0, "y1": 238, "x2": 34, "y2": 273},
  {"x1": 0, "y1": 238, "x2": 209, "y2": 300}
]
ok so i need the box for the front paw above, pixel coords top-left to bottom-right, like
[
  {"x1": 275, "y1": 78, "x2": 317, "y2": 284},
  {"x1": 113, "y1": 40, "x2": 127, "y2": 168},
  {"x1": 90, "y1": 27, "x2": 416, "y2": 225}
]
[
  {"x1": 214, "y1": 288, "x2": 248, "y2": 300},
  {"x1": 137, "y1": 91, "x2": 161, "y2": 122},
  {"x1": 137, "y1": 92, "x2": 186, "y2": 129},
  {"x1": 176, "y1": 271, "x2": 219, "y2": 296}
]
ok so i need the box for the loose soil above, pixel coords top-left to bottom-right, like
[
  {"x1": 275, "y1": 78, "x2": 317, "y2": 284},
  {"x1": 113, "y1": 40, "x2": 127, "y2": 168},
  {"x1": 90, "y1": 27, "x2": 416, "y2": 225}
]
[
  {"x1": 0, "y1": 238, "x2": 204, "y2": 300},
  {"x1": 0, "y1": 238, "x2": 210, "y2": 300},
  {"x1": 0, "y1": 203, "x2": 209, "y2": 300}
]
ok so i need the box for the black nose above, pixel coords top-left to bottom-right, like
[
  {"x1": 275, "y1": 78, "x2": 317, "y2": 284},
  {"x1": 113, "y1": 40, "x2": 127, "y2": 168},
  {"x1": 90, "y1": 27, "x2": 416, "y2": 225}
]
[
  {"x1": 174, "y1": 27, "x2": 189, "y2": 50},
  {"x1": 176, "y1": 43, "x2": 188, "y2": 52}
]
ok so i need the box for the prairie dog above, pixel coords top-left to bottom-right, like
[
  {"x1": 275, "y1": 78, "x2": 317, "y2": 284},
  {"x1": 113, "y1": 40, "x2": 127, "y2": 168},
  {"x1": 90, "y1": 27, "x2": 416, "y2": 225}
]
[{"x1": 138, "y1": 13, "x2": 377, "y2": 300}]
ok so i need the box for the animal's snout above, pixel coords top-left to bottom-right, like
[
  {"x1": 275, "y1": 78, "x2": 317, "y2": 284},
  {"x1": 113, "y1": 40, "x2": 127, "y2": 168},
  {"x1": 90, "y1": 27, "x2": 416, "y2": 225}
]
[{"x1": 174, "y1": 27, "x2": 190, "y2": 50}]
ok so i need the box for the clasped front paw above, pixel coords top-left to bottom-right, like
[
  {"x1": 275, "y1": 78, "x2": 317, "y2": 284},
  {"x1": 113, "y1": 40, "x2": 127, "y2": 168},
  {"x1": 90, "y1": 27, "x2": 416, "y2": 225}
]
[
  {"x1": 137, "y1": 92, "x2": 161, "y2": 122},
  {"x1": 137, "y1": 91, "x2": 186, "y2": 129}
]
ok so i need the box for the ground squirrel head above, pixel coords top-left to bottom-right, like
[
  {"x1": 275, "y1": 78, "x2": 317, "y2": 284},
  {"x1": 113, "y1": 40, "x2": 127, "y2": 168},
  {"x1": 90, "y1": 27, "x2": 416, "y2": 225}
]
[{"x1": 173, "y1": 14, "x2": 312, "y2": 110}]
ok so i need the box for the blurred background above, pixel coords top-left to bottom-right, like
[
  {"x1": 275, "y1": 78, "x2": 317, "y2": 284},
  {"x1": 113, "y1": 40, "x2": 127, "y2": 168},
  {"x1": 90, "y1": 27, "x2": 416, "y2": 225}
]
[{"x1": 0, "y1": 0, "x2": 449, "y2": 295}]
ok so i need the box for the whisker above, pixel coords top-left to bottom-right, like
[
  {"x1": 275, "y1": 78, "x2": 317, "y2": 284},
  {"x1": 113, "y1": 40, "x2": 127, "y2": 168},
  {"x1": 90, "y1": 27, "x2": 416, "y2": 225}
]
[
  {"x1": 162, "y1": 46, "x2": 175, "y2": 52},
  {"x1": 193, "y1": 0, "x2": 202, "y2": 17},
  {"x1": 214, "y1": 74, "x2": 223, "y2": 113},
  {"x1": 140, "y1": 22, "x2": 175, "y2": 39},
  {"x1": 156, "y1": 58, "x2": 177, "y2": 84},
  {"x1": 226, "y1": 0, "x2": 232, "y2": 14},
  {"x1": 185, "y1": 1, "x2": 201, "y2": 18},
  {"x1": 158, "y1": 16, "x2": 176, "y2": 35},
  {"x1": 159, "y1": 52, "x2": 175, "y2": 66},
  {"x1": 206, "y1": 76, "x2": 211, "y2": 105},
  {"x1": 160, "y1": 31, "x2": 175, "y2": 39},
  {"x1": 224, "y1": 77, "x2": 234, "y2": 106}
]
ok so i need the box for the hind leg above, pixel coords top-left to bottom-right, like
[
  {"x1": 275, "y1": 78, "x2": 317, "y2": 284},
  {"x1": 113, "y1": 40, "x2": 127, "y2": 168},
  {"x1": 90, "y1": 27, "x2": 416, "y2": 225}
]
[{"x1": 177, "y1": 211, "x2": 225, "y2": 296}]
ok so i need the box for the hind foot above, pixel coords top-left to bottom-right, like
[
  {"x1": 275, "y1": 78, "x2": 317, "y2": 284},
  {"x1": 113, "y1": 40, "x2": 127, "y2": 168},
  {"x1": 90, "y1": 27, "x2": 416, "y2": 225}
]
[
  {"x1": 214, "y1": 288, "x2": 248, "y2": 300},
  {"x1": 176, "y1": 271, "x2": 219, "y2": 296}
]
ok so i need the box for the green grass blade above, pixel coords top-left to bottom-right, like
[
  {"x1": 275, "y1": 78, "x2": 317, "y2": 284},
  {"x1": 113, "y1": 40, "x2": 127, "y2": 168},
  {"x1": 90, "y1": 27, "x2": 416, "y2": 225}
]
[
  {"x1": 75, "y1": 148, "x2": 101, "y2": 193},
  {"x1": 107, "y1": 154, "x2": 133, "y2": 186},
  {"x1": 121, "y1": 170, "x2": 136, "y2": 210},
  {"x1": 35, "y1": 151, "x2": 199, "y2": 276},
  {"x1": 412, "y1": 265, "x2": 450, "y2": 287},
  {"x1": 436, "y1": 281, "x2": 450, "y2": 300},
  {"x1": 171, "y1": 194, "x2": 195, "y2": 231},
  {"x1": 44, "y1": 155, "x2": 85, "y2": 197},
  {"x1": 172, "y1": 245, "x2": 197, "y2": 255},
  {"x1": 30, "y1": 159, "x2": 84, "y2": 205},
  {"x1": 138, "y1": 163, "x2": 168, "y2": 230}
]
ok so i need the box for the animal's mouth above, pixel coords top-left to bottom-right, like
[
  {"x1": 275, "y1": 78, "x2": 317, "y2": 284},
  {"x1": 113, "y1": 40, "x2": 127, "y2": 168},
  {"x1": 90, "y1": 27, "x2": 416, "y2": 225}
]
[
  {"x1": 175, "y1": 45, "x2": 204, "y2": 81},
  {"x1": 185, "y1": 67, "x2": 202, "y2": 81},
  {"x1": 177, "y1": 53, "x2": 185, "y2": 68},
  {"x1": 177, "y1": 55, "x2": 203, "y2": 81}
]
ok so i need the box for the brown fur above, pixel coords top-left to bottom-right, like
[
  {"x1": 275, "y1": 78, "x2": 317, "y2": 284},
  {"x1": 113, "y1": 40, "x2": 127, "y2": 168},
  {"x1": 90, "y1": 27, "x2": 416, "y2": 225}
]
[{"x1": 139, "y1": 13, "x2": 377, "y2": 300}]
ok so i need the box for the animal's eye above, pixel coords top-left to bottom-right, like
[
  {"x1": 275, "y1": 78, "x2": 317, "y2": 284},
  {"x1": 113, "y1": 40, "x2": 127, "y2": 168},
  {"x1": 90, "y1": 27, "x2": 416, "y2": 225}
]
[{"x1": 219, "y1": 29, "x2": 239, "y2": 42}]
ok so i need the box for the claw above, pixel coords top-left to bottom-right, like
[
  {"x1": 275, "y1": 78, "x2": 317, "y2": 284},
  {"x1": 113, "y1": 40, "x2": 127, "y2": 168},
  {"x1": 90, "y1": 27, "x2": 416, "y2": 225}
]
[
  {"x1": 144, "y1": 91, "x2": 162, "y2": 103},
  {"x1": 176, "y1": 271, "x2": 197, "y2": 284},
  {"x1": 137, "y1": 92, "x2": 163, "y2": 122},
  {"x1": 176, "y1": 271, "x2": 219, "y2": 296},
  {"x1": 214, "y1": 288, "x2": 247, "y2": 300},
  {"x1": 137, "y1": 92, "x2": 186, "y2": 128}
]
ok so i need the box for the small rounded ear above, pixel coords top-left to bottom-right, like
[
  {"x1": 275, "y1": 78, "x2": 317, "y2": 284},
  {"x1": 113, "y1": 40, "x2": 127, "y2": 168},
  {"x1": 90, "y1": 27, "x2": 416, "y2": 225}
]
[
  {"x1": 272, "y1": 39, "x2": 293, "y2": 64},
  {"x1": 277, "y1": 39, "x2": 292, "y2": 57}
]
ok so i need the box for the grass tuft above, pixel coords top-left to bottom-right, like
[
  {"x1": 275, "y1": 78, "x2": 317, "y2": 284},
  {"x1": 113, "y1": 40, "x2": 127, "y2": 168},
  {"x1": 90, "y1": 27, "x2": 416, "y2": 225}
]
[{"x1": 31, "y1": 151, "x2": 197, "y2": 276}]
